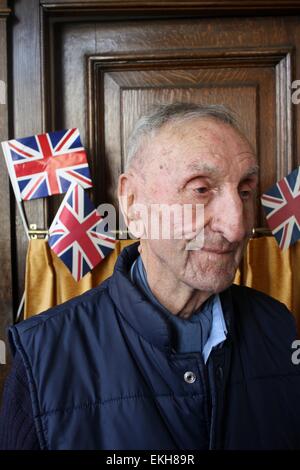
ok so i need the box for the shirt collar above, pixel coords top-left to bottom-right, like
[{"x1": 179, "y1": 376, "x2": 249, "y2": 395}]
[
  {"x1": 109, "y1": 242, "x2": 231, "y2": 355},
  {"x1": 203, "y1": 294, "x2": 228, "y2": 363},
  {"x1": 130, "y1": 255, "x2": 215, "y2": 354}
]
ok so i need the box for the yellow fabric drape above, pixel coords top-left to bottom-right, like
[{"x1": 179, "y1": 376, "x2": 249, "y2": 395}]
[
  {"x1": 241, "y1": 237, "x2": 300, "y2": 332},
  {"x1": 24, "y1": 237, "x2": 300, "y2": 333},
  {"x1": 24, "y1": 239, "x2": 136, "y2": 318}
]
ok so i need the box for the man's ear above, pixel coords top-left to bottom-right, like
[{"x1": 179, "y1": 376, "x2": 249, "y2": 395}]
[
  {"x1": 118, "y1": 173, "x2": 146, "y2": 238},
  {"x1": 118, "y1": 173, "x2": 135, "y2": 227}
]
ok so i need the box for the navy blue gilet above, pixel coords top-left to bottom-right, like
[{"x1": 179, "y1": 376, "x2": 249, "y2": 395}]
[
  {"x1": 130, "y1": 255, "x2": 213, "y2": 354},
  {"x1": 7, "y1": 243, "x2": 300, "y2": 450}
]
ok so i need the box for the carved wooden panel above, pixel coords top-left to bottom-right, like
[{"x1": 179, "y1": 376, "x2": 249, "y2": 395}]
[
  {"x1": 42, "y1": 16, "x2": 297, "y2": 231},
  {"x1": 7, "y1": 2, "x2": 300, "y2": 332},
  {"x1": 1, "y1": 0, "x2": 300, "y2": 397},
  {"x1": 86, "y1": 50, "x2": 292, "y2": 229},
  {"x1": 40, "y1": 0, "x2": 300, "y2": 16},
  {"x1": 0, "y1": 1, "x2": 12, "y2": 398}
]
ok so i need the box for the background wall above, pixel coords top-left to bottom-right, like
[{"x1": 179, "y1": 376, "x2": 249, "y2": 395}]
[{"x1": 1, "y1": 0, "x2": 300, "y2": 397}]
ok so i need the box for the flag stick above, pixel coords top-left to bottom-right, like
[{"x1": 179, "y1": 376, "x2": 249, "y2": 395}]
[
  {"x1": 16, "y1": 291, "x2": 25, "y2": 322},
  {"x1": 15, "y1": 200, "x2": 29, "y2": 322},
  {"x1": 16, "y1": 198, "x2": 30, "y2": 240}
]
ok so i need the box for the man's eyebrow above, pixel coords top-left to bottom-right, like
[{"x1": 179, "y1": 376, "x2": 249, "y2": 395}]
[
  {"x1": 241, "y1": 165, "x2": 259, "y2": 180},
  {"x1": 185, "y1": 163, "x2": 222, "y2": 176},
  {"x1": 185, "y1": 163, "x2": 259, "y2": 179}
]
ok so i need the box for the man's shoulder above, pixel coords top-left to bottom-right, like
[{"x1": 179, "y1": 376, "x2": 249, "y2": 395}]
[
  {"x1": 230, "y1": 283, "x2": 292, "y2": 313},
  {"x1": 229, "y1": 284, "x2": 296, "y2": 336},
  {"x1": 11, "y1": 279, "x2": 112, "y2": 339}
]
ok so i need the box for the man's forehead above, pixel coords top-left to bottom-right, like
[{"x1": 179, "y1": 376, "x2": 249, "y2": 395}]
[
  {"x1": 153, "y1": 118, "x2": 254, "y2": 156},
  {"x1": 152, "y1": 138, "x2": 257, "y2": 178},
  {"x1": 138, "y1": 118, "x2": 257, "y2": 184},
  {"x1": 185, "y1": 157, "x2": 258, "y2": 177},
  {"x1": 184, "y1": 152, "x2": 259, "y2": 175}
]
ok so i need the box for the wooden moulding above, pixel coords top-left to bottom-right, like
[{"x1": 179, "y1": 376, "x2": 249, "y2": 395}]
[{"x1": 39, "y1": 1, "x2": 300, "y2": 19}]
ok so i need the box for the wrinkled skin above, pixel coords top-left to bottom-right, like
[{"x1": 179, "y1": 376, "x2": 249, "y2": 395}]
[{"x1": 118, "y1": 118, "x2": 258, "y2": 318}]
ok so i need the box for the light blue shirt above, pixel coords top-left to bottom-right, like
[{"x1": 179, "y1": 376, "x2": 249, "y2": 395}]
[
  {"x1": 203, "y1": 294, "x2": 227, "y2": 363},
  {"x1": 130, "y1": 256, "x2": 227, "y2": 363}
]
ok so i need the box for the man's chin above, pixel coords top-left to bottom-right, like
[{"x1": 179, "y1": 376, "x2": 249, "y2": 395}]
[
  {"x1": 211, "y1": 275, "x2": 236, "y2": 294},
  {"x1": 190, "y1": 268, "x2": 237, "y2": 294}
]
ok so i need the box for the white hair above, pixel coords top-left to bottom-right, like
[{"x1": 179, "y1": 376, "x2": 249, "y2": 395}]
[{"x1": 126, "y1": 103, "x2": 239, "y2": 170}]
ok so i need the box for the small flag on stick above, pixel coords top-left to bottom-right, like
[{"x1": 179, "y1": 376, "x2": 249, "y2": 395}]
[
  {"x1": 261, "y1": 167, "x2": 300, "y2": 250},
  {"x1": 1, "y1": 128, "x2": 92, "y2": 201},
  {"x1": 48, "y1": 183, "x2": 116, "y2": 281}
]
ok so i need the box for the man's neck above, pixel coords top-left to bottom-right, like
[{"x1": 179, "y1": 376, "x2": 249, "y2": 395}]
[{"x1": 140, "y1": 246, "x2": 211, "y2": 320}]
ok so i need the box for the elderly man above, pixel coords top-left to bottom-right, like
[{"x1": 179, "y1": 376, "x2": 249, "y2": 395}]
[{"x1": 1, "y1": 103, "x2": 300, "y2": 450}]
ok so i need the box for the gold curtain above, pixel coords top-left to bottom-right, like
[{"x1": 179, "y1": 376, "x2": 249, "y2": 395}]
[
  {"x1": 24, "y1": 237, "x2": 300, "y2": 333},
  {"x1": 24, "y1": 239, "x2": 136, "y2": 318}
]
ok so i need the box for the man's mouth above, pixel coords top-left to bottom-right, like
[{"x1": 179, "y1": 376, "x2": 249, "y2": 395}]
[{"x1": 201, "y1": 247, "x2": 234, "y2": 255}]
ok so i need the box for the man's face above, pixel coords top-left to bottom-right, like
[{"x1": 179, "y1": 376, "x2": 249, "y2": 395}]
[{"x1": 133, "y1": 117, "x2": 258, "y2": 294}]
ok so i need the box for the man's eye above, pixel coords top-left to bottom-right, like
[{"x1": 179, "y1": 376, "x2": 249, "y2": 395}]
[
  {"x1": 195, "y1": 187, "x2": 209, "y2": 195},
  {"x1": 240, "y1": 190, "x2": 251, "y2": 200}
]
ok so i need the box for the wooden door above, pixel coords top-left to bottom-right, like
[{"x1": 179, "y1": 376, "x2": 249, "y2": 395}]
[{"x1": 2, "y1": 0, "x2": 300, "y2": 395}]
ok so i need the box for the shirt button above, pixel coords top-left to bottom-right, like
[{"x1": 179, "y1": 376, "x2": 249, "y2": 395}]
[{"x1": 184, "y1": 371, "x2": 196, "y2": 384}]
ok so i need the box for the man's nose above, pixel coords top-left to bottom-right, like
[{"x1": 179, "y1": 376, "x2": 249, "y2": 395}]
[{"x1": 210, "y1": 190, "x2": 248, "y2": 243}]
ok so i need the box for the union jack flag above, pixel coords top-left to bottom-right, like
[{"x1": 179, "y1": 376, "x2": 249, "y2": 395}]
[
  {"x1": 261, "y1": 167, "x2": 300, "y2": 250},
  {"x1": 48, "y1": 183, "x2": 116, "y2": 281},
  {"x1": 1, "y1": 128, "x2": 92, "y2": 201}
]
